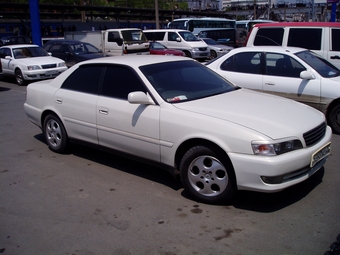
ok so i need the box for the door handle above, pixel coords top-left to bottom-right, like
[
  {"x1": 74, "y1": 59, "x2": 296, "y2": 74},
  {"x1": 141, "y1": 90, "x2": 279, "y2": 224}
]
[
  {"x1": 330, "y1": 55, "x2": 340, "y2": 60},
  {"x1": 99, "y1": 107, "x2": 109, "y2": 115},
  {"x1": 265, "y1": 82, "x2": 275, "y2": 86}
]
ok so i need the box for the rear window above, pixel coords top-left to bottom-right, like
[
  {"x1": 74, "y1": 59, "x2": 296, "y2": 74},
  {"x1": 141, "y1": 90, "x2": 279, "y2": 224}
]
[
  {"x1": 331, "y1": 28, "x2": 340, "y2": 51},
  {"x1": 288, "y1": 28, "x2": 322, "y2": 50},
  {"x1": 254, "y1": 28, "x2": 284, "y2": 46}
]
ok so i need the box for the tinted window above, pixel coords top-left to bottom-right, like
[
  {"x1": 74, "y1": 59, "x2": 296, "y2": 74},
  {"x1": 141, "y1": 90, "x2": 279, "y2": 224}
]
[
  {"x1": 254, "y1": 28, "x2": 284, "y2": 46},
  {"x1": 288, "y1": 28, "x2": 322, "y2": 50},
  {"x1": 61, "y1": 65, "x2": 103, "y2": 94},
  {"x1": 168, "y1": 32, "x2": 179, "y2": 42},
  {"x1": 221, "y1": 52, "x2": 262, "y2": 74},
  {"x1": 331, "y1": 28, "x2": 340, "y2": 51},
  {"x1": 101, "y1": 65, "x2": 146, "y2": 100},
  {"x1": 144, "y1": 32, "x2": 166, "y2": 41},
  {"x1": 266, "y1": 53, "x2": 305, "y2": 78}
]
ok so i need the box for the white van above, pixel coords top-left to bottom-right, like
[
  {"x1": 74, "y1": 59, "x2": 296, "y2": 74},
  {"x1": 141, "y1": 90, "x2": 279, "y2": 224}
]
[
  {"x1": 143, "y1": 29, "x2": 210, "y2": 60},
  {"x1": 245, "y1": 22, "x2": 340, "y2": 69}
]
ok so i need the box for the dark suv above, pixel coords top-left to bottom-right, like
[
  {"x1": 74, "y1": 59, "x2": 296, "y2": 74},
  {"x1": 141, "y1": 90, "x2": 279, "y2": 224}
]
[
  {"x1": 0, "y1": 36, "x2": 32, "y2": 46},
  {"x1": 43, "y1": 40, "x2": 105, "y2": 67}
]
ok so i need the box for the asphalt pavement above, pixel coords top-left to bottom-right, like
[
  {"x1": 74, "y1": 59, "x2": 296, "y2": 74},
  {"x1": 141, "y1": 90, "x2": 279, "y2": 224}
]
[{"x1": 0, "y1": 77, "x2": 339, "y2": 255}]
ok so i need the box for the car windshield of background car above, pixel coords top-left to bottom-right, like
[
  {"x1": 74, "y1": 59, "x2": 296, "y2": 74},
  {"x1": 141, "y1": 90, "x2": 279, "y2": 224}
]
[
  {"x1": 139, "y1": 60, "x2": 238, "y2": 103},
  {"x1": 295, "y1": 50, "x2": 340, "y2": 78},
  {"x1": 179, "y1": 31, "x2": 200, "y2": 42},
  {"x1": 13, "y1": 47, "x2": 49, "y2": 59}
]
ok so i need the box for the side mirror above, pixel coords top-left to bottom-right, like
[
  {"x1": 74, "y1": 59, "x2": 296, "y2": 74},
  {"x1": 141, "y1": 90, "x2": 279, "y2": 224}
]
[
  {"x1": 176, "y1": 37, "x2": 181, "y2": 42},
  {"x1": 128, "y1": 91, "x2": 155, "y2": 105},
  {"x1": 300, "y1": 70, "x2": 315, "y2": 80}
]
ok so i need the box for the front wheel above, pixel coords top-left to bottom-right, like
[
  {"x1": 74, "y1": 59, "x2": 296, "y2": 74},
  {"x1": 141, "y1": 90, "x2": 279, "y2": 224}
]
[
  {"x1": 328, "y1": 104, "x2": 340, "y2": 134},
  {"x1": 180, "y1": 145, "x2": 236, "y2": 204},
  {"x1": 43, "y1": 114, "x2": 69, "y2": 153},
  {"x1": 15, "y1": 69, "x2": 26, "y2": 86},
  {"x1": 210, "y1": 50, "x2": 217, "y2": 59}
]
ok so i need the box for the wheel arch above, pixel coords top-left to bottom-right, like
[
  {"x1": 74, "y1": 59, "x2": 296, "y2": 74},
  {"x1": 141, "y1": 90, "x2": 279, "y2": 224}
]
[
  {"x1": 174, "y1": 138, "x2": 236, "y2": 184},
  {"x1": 325, "y1": 97, "x2": 340, "y2": 120}
]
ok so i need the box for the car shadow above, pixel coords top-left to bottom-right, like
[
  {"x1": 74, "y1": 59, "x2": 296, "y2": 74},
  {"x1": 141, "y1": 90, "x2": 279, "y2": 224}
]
[{"x1": 34, "y1": 134, "x2": 325, "y2": 211}]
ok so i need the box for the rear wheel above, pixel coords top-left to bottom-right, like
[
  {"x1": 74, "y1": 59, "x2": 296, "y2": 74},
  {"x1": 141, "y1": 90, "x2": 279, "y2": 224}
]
[
  {"x1": 15, "y1": 69, "x2": 26, "y2": 86},
  {"x1": 180, "y1": 145, "x2": 236, "y2": 204},
  {"x1": 43, "y1": 114, "x2": 69, "y2": 153},
  {"x1": 328, "y1": 104, "x2": 340, "y2": 134}
]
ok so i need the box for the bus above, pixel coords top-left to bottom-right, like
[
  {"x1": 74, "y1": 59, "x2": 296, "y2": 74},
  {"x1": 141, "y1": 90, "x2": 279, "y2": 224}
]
[
  {"x1": 167, "y1": 17, "x2": 236, "y2": 35},
  {"x1": 236, "y1": 20, "x2": 276, "y2": 46}
]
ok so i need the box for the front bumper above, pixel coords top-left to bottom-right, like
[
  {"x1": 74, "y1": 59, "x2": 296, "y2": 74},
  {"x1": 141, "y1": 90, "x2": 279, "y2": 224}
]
[
  {"x1": 229, "y1": 126, "x2": 332, "y2": 192},
  {"x1": 23, "y1": 67, "x2": 68, "y2": 81}
]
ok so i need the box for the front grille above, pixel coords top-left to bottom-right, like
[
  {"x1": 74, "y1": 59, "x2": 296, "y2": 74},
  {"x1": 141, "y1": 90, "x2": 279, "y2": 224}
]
[
  {"x1": 41, "y1": 64, "x2": 57, "y2": 69},
  {"x1": 199, "y1": 47, "x2": 208, "y2": 51},
  {"x1": 303, "y1": 122, "x2": 326, "y2": 147}
]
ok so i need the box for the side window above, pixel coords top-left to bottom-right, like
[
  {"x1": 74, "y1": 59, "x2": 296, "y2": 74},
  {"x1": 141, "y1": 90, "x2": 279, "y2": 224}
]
[
  {"x1": 108, "y1": 31, "x2": 120, "y2": 42},
  {"x1": 144, "y1": 32, "x2": 165, "y2": 41},
  {"x1": 254, "y1": 28, "x2": 284, "y2": 46},
  {"x1": 221, "y1": 52, "x2": 262, "y2": 74},
  {"x1": 0, "y1": 48, "x2": 11, "y2": 58},
  {"x1": 266, "y1": 53, "x2": 305, "y2": 78},
  {"x1": 61, "y1": 65, "x2": 103, "y2": 94},
  {"x1": 288, "y1": 28, "x2": 322, "y2": 50},
  {"x1": 168, "y1": 32, "x2": 179, "y2": 41},
  {"x1": 49, "y1": 44, "x2": 61, "y2": 54},
  {"x1": 101, "y1": 65, "x2": 146, "y2": 100},
  {"x1": 331, "y1": 28, "x2": 340, "y2": 51}
]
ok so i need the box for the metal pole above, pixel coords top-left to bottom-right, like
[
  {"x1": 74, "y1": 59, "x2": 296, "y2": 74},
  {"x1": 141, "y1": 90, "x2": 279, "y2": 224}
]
[
  {"x1": 29, "y1": 0, "x2": 42, "y2": 46},
  {"x1": 155, "y1": 0, "x2": 160, "y2": 28}
]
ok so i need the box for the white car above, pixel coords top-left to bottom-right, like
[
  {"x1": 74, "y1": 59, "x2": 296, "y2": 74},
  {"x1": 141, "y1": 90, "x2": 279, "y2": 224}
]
[
  {"x1": 206, "y1": 46, "x2": 340, "y2": 134},
  {"x1": 24, "y1": 55, "x2": 332, "y2": 204},
  {"x1": 0, "y1": 44, "x2": 67, "y2": 85},
  {"x1": 200, "y1": 38, "x2": 233, "y2": 59}
]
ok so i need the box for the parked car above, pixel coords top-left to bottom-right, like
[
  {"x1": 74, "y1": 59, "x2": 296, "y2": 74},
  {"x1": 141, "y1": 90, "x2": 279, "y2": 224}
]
[
  {"x1": 149, "y1": 41, "x2": 185, "y2": 56},
  {"x1": 43, "y1": 40, "x2": 105, "y2": 67},
  {"x1": 199, "y1": 38, "x2": 233, "y2": 59},
  {"x1": 245, "y1": 22, "x2": 340, "y2": 69},
  {"x1": 0, "y1": 35, "x2": 32, "y2": 46},
  {"x1": 206, "y1": 46, "x2": 340, "y2": 134},
  {"x1": 24, "y1": 55, "x2": 332, "y2": 204},
  {"x1": 0, "y1": 44, "x2": 67, "y2": 85}
]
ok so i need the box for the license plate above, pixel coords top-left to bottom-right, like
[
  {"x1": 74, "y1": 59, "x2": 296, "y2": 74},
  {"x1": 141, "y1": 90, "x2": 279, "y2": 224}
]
[
  {"x1": 45, "y1": 70, "x2": 58, "y2": 75},
  {"x1": 310, "y1": 142, "x2": 331, "y2": 167}
]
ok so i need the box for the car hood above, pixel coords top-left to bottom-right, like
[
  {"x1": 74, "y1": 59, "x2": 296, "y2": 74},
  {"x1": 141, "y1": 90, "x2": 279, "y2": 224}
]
[
  {"x1": 173, "y1": 88, "x2": 324, "y2": 139},
  {"x1": 16, "y1": 56, "x2": 63, "y2": 65}
]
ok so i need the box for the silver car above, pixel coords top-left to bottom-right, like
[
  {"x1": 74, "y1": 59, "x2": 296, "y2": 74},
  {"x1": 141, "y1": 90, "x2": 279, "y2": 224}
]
[{"x1": 200, "y1": 38, "x2": 233, "y2": 59}]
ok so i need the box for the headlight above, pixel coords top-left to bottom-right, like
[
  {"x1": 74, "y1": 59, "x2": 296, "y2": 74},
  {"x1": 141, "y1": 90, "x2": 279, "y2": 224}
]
[
  {"x1": 193, "y1": 47, "x2": 200, "y2": 51},
  {"x1": 58, "y1": 62, "x2": 66, "y2": 67},
  {"x1": 252, "y1": 139, "x2": 303, "y2": 156},
  {"x1": 27, "y1": 65, "x2": 41, "y2": 70}
]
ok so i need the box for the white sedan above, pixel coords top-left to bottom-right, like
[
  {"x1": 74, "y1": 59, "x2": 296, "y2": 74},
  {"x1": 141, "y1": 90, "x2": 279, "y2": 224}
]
[
  {"x1": 0, "y1": 44, "x2": 67, "y2": 85},
  {"x1": 24, "y1": 55, "x2": 332, "y2": 204},
  {"x1": 206, "y1": 46, "x2": 340, "y2": 134}
]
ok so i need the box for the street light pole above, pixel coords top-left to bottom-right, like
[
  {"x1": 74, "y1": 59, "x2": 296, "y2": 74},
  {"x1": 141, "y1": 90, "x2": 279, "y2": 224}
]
[{"x1": 155, "y1": 0, "x2": 160, "y2": 28}]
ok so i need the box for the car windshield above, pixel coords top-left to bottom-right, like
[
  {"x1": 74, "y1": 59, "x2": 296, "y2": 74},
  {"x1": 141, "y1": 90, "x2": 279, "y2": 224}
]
[
  {"x1": 121, "y1": 30, "x2": 148, "y2": 43},
  {"x1": 151, "y1": 42, "x2": 166, "y2": 49},
  {"x1": 71, "y1": 43, "x2": 101, "y2": 54},
  {"x1": 139, "y1": 60, "x2": 238, "y2": 103},
  {"x1": 178, "y1": 31, "x2": 201, "y2": 42},
  {"x1": 203, "y1": 38, "x2": 217, "y2": 45},
  {"x1": 13, "y1": 46, "x2": 49, "y2": 59},
  {"x1": 295, "y1": 50, "x2": 340, "y2": 78}
]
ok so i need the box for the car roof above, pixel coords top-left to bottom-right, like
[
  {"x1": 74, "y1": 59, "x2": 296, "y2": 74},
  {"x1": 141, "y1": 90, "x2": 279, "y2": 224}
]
[
  {"x1": 44, "y1": 39, "x2": 90, "y2": 44},
  {"x1": 75, "y1": 55, "x2": 190, "y2": 68},
  {"x1": 254, "y1": 22, "x2": 340, "y2": 28},
  {"x1": 144, "y1": 29, "x2": 189, "y2": 33},
  {"x1": 231, "y1": 46, "x2": 307, "y2": 54},
  {"x1": 1, "y1": 44, "x2": 40, "y2": 49}
]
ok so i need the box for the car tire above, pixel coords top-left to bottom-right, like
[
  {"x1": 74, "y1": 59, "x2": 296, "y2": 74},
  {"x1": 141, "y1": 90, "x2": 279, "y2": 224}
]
[
  {"x1": 210, "y1": 50, "x2": 217, "y2": 59},
  {"x1": 180, "y1": 145, "x2": 236, "y2": 204},
  {"x1": 43, "y1": 114, "x2": 69, "y2": 153},
  {"x1": 15, "y1": 68, "x2": 26, "y2": 86},
  {"x1": 183, "y1": 51, "x2": 192, "y2": 58},
  {"x1": 328, "y1": 104, "x2": 340, "y2": 134}
]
